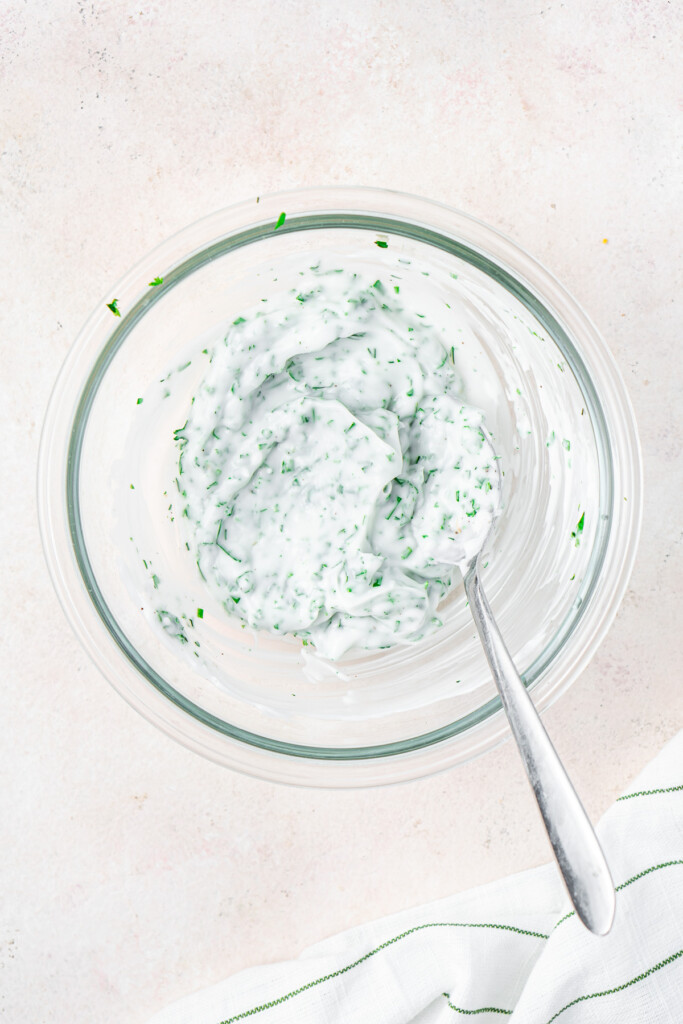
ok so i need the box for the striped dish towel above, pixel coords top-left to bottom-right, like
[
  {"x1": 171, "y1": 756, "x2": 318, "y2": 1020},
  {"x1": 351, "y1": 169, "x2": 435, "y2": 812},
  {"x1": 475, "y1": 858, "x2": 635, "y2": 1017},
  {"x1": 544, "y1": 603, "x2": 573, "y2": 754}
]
[{"x1": 149, "y1": 731, "x2": 682, "y2": 1024}]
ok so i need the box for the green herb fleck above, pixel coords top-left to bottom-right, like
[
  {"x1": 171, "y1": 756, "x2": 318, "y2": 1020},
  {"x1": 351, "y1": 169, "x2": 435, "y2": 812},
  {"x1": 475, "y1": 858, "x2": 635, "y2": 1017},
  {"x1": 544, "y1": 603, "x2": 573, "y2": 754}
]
[
  {"x1": 375, "y1": 240, "x2": 388, "y2": 248},
  {"x1": 216, "y1": 541, "x2": 241, "y2": 561},
  {"x1": 562, "y1": 438, "x2": 571, "y2": 451},
  {"x1": 571, "y1": 512, "x2": 585, "y2": 546},
  {"x1": 136, "y1": 397, "x2": 143, "y2": 405},
  {"x1": 465, "y1": 498, "x2": 479, "y2": 518},
  {"x1": 275, "y1": 211, "x2": 286, "y2": 230},
  {"x1": 106, "y1": 299, "x2": 121, "y2": 317},
  {"x1": 149, "y1": 276, "x2": 163, "y2": 287},
  {"x1": 385, "y1": 495, "x2": 403, "y2": 520}
]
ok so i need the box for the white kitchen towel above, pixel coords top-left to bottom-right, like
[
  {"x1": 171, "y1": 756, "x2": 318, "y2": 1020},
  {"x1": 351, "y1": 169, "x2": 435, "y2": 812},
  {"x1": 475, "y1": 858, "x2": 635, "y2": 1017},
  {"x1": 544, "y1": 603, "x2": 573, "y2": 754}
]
[{"x1": 149, "y1": 732, "x2": 682, "y2": 1024}]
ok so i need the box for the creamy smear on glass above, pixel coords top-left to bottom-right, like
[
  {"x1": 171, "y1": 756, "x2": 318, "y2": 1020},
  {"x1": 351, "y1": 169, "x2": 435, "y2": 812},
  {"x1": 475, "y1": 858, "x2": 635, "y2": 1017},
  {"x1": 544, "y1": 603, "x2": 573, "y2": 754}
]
[{"x1": 173, "y1": 263, "x2": 501, "y2": 660}]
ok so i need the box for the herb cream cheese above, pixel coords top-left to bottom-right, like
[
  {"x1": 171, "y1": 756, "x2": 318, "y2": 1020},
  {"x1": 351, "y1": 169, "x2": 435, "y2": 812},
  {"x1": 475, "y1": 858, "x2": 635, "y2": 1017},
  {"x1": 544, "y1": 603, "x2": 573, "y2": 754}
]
[{"x1": 173, "y1": 263, "x2": 500, "y2": 659}]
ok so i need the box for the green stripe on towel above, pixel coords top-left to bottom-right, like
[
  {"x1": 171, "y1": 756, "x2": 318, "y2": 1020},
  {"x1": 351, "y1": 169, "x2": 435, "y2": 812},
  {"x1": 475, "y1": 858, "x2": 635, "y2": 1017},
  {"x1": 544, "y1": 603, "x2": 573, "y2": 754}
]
[
  {"x1": 553, "y1": 859, "x2": 683, "y2": 930},
  {"x1": 616, "y1": 783, "x2": 683, "y2": 802},
  {"x1": 218, "y1": 921, "x2": 548, "y2": 1024},
  {"x1": 543, "y1": 949, "x2": 683, "y2": 1024}
]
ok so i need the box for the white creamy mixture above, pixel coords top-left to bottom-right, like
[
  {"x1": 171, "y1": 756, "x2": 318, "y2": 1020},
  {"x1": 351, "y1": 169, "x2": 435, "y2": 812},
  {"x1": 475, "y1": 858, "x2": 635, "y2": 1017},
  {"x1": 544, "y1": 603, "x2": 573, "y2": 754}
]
[{"x1": 174, "y1": 264, "x2": 500, "y2": 659}]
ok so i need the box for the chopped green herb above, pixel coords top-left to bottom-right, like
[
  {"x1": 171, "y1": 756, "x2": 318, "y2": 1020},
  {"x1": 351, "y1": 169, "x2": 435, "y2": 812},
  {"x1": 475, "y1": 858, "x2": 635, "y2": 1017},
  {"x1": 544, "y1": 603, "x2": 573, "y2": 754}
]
[
  {"x1": 216, "y1": 539, "x2": 242, "y2": 561},
  {"x1": 385, "y1": 495, "x2": 403, "y2": 519},
  {"x1": 136, "y1": 397, "x2": 143, "y2": 405},
  {"x1": 149, "y1": 276, "x2": 163, "y2": 287},
  {"x1": 275, "y1": 211, "x2": 286, "y2": 230},
  {"x1": 374, "y1": 240, "x2": 388, "y2": 248},
  {"x1": 571, "y1": 512, "x2": 585, "y2": 546},
  {"x1": 106, "y1": 299, "x2": 121, "y2": 317}
]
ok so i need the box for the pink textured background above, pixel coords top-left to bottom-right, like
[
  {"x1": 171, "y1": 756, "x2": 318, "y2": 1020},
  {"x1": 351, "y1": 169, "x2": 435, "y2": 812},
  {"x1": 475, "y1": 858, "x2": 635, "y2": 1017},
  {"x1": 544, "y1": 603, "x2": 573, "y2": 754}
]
[{"x1": 1, "y1": 2, "x2": 681, "y2": 1021}]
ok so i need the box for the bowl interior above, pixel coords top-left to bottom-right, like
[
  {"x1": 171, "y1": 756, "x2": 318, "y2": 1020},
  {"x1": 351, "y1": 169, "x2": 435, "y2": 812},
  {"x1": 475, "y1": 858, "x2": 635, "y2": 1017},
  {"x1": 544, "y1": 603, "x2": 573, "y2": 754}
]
[{"x1": 71, "y1": 213, "x2": 608, "y2": 757}]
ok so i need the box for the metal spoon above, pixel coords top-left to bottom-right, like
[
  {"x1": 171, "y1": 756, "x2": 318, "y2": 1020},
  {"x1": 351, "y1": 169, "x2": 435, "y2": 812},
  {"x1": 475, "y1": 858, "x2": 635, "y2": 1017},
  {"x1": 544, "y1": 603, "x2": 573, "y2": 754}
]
[
  {"x1": 444, "y1": 424, "x2": 616, "y2": 935},
  {"x1": 461, "y1": 551, "x2": 615, "y2": 934}
]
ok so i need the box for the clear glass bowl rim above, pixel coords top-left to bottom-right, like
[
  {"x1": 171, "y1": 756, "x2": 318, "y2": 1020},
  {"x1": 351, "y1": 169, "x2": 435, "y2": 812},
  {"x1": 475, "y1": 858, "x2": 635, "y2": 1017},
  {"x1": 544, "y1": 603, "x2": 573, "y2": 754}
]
[{"x1": 37, "y1": 186, "x2": 642, "y2": 787}]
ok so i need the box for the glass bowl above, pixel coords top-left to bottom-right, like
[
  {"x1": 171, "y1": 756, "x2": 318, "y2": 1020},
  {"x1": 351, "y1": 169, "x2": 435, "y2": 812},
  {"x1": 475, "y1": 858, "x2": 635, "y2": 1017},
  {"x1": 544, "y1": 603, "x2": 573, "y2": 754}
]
[{"x1": 38, "y1": 188, "x2": 642, "y2": 786}]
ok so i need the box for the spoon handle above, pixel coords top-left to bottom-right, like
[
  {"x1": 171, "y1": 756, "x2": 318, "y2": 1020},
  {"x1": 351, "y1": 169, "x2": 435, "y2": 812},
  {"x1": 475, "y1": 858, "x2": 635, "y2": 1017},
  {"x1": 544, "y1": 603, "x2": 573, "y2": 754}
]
[{"x1": 463, "y1": 561, "x2": 616, "y2": 935}]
